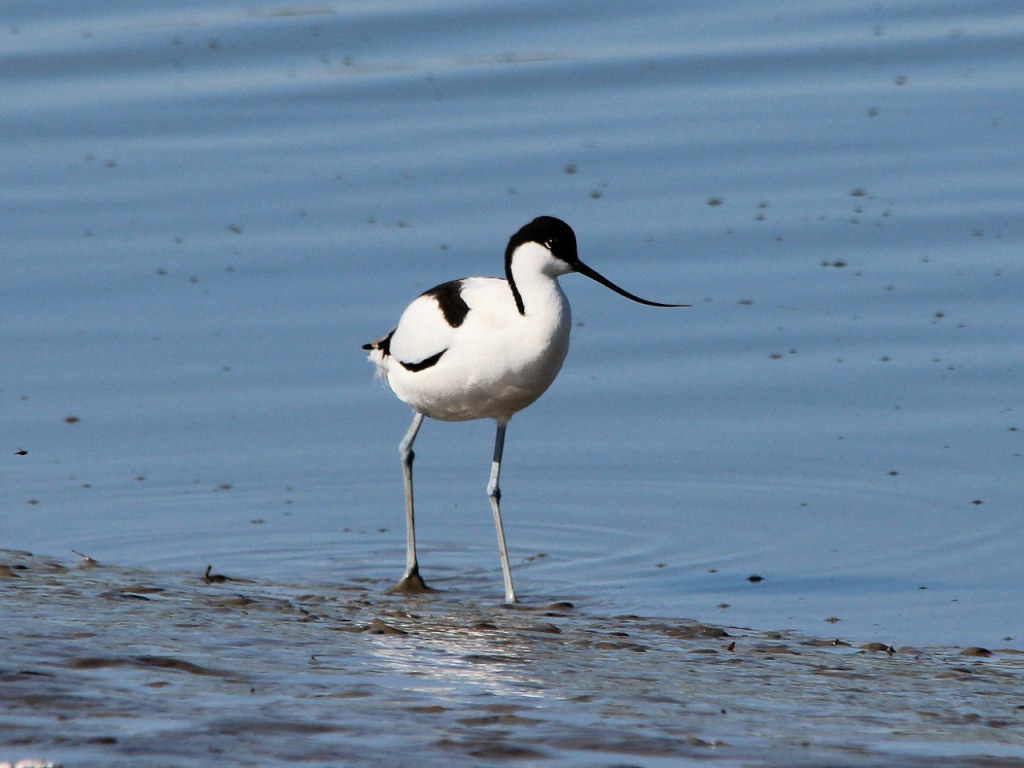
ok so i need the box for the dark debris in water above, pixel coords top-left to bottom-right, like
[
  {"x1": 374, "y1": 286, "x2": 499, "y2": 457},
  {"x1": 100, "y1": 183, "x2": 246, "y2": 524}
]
[
  {"x1": 2, "y1": 549, "x2": 1024, "y2": 767},
  {"x1": 202, "y1": 564, "x2": 239, "y2": 583}
]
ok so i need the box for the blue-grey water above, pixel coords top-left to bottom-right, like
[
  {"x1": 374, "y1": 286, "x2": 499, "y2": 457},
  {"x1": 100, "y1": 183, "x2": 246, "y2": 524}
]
[
  {"x1": 2, "y1": 2, "x2": 1024, "y2": 763},
  {"x1": 4, "y1": 0, "x2": 1022, "y2": 646}
]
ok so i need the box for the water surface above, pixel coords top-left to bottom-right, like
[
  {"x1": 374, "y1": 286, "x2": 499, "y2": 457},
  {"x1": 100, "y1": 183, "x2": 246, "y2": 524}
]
[{"x1": 2, "y1": 0, "x2": 1022, "y2": 660}]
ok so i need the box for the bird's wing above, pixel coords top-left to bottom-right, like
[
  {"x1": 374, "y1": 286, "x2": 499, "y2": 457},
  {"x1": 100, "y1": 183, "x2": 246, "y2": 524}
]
[{"x1": 388, "y1": 288, "x2": 461, "y2": 369}]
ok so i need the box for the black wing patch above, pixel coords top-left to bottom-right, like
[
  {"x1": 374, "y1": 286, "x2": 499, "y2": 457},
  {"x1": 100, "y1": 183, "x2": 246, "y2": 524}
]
[
  {"x1": 423, "y1": 280, "x2": 470, "y2": 328},
  {"x1": 398, "y1": 349, "x2": 446, "y2": 372}
]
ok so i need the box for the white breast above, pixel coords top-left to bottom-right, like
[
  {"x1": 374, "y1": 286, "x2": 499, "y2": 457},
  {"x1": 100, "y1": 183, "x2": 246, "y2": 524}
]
[{"x1": 382, "y1": 275, "x2": 572, "y2": 422}]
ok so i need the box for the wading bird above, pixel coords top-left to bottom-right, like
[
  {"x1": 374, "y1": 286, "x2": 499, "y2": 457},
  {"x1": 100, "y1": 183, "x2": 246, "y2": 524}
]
[{"x1": 364, "y1": 216, "x2": 686, "y2": 603}]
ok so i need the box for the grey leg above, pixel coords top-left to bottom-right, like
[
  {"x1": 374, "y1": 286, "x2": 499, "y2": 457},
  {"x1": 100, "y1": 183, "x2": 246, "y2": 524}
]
[
  {"x1": 487, "y1": 420, "x2": 517, "y2": 604},
  {"x1": 390, "y1": 411, "x2": 431, "y2": 593}
]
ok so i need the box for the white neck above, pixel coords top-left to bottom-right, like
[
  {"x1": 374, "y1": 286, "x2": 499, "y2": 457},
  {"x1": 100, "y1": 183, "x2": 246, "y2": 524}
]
[{"x1": 508, "y1": 242, "x2": 572, "y2": 316}]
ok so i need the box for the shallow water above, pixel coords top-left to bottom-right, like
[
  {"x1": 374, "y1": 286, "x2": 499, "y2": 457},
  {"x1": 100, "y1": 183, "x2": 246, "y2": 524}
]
[
  {"x1": 2, "y1": 0, "x2": 1022, "y2": 706},
  {"x1": 4, "y1": 551, "x2": 1024, "y2": 767}
]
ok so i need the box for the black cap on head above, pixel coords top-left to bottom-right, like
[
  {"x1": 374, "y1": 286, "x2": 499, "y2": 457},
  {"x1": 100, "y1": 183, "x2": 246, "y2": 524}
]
[{"x1": 505, "y1": 216, "x2": 579, "y2": 267}]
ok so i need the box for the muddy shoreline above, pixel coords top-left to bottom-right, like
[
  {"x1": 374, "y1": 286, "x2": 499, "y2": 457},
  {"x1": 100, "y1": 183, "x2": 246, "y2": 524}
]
[{"x1": 3, "y1": 550, "x2": 1022, "y2": 766}]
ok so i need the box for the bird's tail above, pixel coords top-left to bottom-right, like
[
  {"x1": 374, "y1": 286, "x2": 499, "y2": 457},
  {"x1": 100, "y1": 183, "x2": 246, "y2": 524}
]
[{"x1": 362, "y1": 330, "x2": 394, "y2": 381}]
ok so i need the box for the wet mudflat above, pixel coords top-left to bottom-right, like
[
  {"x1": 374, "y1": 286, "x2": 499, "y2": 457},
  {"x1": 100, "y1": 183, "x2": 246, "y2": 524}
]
[
  {"x1": 3, "y1": 550, "x2": 1023, "y2": 767},
  {"x1": 3, "y1": 1, "x2": 1024, "y2": 763}
]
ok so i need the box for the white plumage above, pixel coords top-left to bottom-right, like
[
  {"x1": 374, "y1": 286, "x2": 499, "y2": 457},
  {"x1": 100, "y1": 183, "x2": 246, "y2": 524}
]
[
  {"x1": 364, "y1": 216, "x2": 685, "y2": 603},
  {"x1": 370, "y1": 250, "x2": 572, "y2": 422}
]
